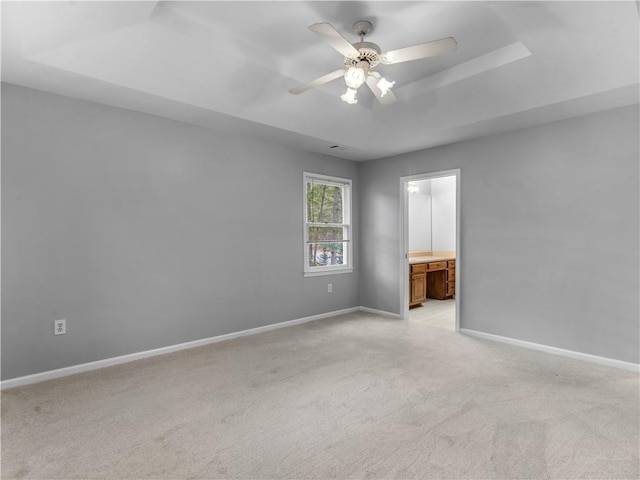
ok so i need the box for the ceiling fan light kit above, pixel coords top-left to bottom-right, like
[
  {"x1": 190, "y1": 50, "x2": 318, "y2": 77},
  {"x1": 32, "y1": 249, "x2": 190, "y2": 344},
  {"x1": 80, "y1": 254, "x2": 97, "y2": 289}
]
[{"x1": 289, "y1": 20, "x2": 458, "y2": 106}]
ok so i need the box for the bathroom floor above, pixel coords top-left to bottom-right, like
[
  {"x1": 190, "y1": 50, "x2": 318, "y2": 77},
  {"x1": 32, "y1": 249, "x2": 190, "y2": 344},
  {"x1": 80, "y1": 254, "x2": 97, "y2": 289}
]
[{"x1": 408, "y1": 298, "x2": 455, "y2": 331}]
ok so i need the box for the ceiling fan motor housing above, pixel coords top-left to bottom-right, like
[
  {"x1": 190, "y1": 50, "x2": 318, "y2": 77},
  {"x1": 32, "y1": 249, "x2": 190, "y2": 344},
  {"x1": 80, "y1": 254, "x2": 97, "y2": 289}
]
[{"x1": 344, "y1": 42, "x2": 381, "y2": 69}]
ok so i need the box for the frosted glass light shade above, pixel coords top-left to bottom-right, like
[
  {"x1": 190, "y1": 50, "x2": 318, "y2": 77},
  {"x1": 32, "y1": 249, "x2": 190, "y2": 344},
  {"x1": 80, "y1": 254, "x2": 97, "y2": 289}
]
[
  {"x1": 344, "y1": 67, "x2": 366, "y2": 89},
  {"x1": 340, "y1": 87, "x2": 358, "y2": 104},
  {"x1": 377, "y1": 77, "x2": 395, "y2": 97}
]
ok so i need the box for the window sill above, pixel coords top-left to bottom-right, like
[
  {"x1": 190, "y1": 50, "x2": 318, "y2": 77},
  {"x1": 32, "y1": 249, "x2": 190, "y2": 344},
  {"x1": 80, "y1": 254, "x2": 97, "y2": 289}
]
[{"x1": 303, "y1": 268, "x2": 354, "y2": 278}]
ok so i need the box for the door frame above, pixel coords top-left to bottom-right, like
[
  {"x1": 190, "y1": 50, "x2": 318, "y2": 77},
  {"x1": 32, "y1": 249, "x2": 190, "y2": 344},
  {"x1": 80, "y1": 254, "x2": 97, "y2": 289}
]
[{"x1": 399, "y1": 169, "x2": 461, "y2": 330}]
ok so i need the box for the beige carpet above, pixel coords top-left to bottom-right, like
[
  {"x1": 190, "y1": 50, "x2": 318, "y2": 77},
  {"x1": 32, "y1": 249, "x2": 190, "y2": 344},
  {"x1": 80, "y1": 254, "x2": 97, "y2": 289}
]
[{"x1": 2, "y1": 311, "x2": 639, "y2": 479}]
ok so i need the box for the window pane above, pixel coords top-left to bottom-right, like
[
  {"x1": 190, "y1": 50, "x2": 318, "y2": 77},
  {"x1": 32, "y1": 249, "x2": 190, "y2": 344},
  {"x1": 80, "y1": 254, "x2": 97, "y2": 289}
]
[
  {"x1": 308, "y1": 226, "x2": 344, "y2": 242},
  {"x1": 307, "y1": 182, "x2": 343, "y2": 224},
  {"x1": 308, "y1": 242, "x2": 346, "y2": 267}
]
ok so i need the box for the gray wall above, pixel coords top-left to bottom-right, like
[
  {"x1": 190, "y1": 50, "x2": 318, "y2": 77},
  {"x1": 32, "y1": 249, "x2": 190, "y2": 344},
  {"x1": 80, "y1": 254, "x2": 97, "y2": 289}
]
[
  {"x1": 3, "y1": 83, "x2": 638, "y2": 381},
  {"x1": 1, "y1": 83, "x2": 360, "y2": 380},
  {"x1": 360, "y1": 105, "x2": 639, "y2": 364}
]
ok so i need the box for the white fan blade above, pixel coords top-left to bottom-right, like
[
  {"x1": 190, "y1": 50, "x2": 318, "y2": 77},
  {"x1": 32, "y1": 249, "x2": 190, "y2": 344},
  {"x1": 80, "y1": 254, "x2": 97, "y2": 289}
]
[
  {"x1": 309, "y1": 23, "x2": 360, "y2": 58},
  {"x1": 381, "y1": 37, "x2": 457, "y2": 64},
  {"x1": 289, "y1": 69, "x2": 347, "y2": 95},
  {"x1": 365, "y1": 73, "x2": 396, "y2": 105}
]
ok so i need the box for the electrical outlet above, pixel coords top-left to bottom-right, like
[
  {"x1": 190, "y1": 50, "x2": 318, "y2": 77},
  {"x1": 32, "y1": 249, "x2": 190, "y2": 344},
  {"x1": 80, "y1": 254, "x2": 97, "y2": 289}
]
[
  {"x1": 328, "y1": 283, "x2": 333, "y2": 293},
  {"x1": 54, "y1": 319, "x2": 66, "y2": 335}
]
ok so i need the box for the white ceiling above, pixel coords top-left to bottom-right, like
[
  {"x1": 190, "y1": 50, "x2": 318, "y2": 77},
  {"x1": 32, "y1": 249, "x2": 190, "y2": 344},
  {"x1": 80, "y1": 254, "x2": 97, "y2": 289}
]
[{"x1": 2, "y1": 1, "x2": 638, "y2": 161}]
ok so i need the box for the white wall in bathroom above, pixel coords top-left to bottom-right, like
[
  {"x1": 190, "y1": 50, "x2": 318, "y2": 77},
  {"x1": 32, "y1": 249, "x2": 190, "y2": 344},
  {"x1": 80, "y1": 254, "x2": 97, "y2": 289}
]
[
  {"x1": 431, "y1": 176, "x2": 456, "y2": 251},
  {"x1": 408, "y1": 191, "x2": 431, "y2": 251}
]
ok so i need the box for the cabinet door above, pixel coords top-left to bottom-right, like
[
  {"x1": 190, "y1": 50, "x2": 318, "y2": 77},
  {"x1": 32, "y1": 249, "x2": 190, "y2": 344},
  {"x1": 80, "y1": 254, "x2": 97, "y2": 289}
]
[{"x1": 411, "y1": 273, "x2": 427, "y2": 305}]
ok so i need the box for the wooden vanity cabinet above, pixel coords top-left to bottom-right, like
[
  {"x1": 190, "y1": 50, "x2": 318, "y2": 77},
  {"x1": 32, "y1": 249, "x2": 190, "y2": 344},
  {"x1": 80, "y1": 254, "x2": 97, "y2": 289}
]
[
  {"x1": 409, "y1": 264, "x2": 427, "y2": 307},
  {"x1": 410, "y1": 258, "x2": 456, "y2": 305}
]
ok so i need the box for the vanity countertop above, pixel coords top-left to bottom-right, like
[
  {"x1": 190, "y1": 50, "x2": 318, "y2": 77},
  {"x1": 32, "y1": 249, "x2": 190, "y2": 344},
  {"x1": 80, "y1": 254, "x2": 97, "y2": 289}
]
[{"x1": 408, "y1": 251, "x2": 455, "y2": 264}]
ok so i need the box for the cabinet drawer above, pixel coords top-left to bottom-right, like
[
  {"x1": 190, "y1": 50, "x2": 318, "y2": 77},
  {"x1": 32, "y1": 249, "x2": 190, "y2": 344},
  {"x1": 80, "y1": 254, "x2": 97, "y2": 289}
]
[
  {"x1": 447, "y1": 283, "x2": 455, "y2": 295},
  {"x1": 448, "y1": 260, "x2": 456, "y2": 268},
  {"x1": 427, "y1": 261, "x2": 447, "y2": 271},
  {"x1": 411, "y1": 264, "x2": 426, "y2": 273},
  {"x1": 447, "y1": 270, "x2": 455, "y2": 281}
]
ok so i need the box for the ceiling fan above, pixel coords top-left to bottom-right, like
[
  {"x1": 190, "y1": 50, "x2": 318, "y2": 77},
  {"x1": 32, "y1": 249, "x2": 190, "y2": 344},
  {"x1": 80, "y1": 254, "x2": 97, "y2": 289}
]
[{"x1": 289, "y1": 21, "x2": 458, "y2": 105}]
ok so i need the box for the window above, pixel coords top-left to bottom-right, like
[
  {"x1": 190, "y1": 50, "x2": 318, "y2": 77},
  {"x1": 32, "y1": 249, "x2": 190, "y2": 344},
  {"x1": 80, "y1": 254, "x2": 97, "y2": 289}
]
[{"x1": 304, "y1": 172, "x2": 353, "y2": 276}]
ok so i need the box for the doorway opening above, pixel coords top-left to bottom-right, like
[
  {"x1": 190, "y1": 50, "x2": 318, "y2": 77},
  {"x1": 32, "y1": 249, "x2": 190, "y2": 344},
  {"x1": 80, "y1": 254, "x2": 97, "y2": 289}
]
[{"x1": 400, "y1": 169, "x2": 460, "y2": 331}]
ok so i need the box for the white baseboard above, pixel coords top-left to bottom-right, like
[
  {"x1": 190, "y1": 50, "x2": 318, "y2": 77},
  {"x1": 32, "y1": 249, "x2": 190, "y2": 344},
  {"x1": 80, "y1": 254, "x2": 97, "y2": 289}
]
[
  {"x1": 358, "y1": 306, "x2": 402, "y2": 319},
  {"x1": 460, "y1": 328, "x2": 640, "y2": 373},
  {"x1": 15, "y1": 309, "x2": 632, "y2": 389},
  {"x1": 0, "y1": 307, "x2": 360, "y2": 390}
]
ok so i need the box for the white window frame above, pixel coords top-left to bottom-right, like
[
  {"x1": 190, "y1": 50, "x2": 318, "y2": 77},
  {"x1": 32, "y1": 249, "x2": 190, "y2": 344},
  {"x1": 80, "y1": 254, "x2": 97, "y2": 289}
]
[{"x1": 303, "y1": 172, "x2": 353, "y2": 277}]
